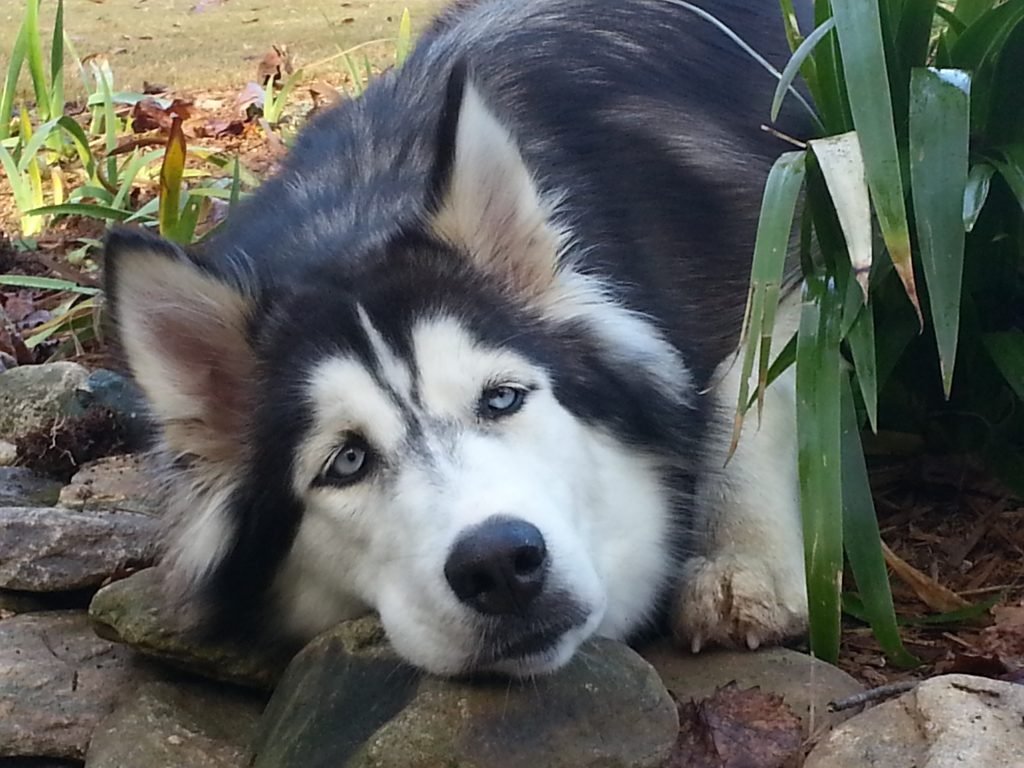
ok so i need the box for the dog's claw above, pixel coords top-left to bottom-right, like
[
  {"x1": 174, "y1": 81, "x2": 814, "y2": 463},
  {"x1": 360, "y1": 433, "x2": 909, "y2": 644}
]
[
  {"x1": 691, "y1": 635, "x2": 703, "y2": 654},
  {"x1": 745, "y1": 631, "x2": 761, "y2": 651}
]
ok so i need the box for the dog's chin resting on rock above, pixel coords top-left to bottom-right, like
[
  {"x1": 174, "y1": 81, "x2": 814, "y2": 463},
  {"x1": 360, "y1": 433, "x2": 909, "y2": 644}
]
[{"x1": 104, "y1": 0, "x2": 813, "y2": 677}]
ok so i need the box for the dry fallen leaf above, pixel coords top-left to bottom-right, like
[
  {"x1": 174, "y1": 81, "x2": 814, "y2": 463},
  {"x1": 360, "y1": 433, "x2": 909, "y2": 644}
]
[
  {"x1": 882, "y1": 540, "x2": 969, "y2": 612},
  {"x1": 976, "y1": 602, "x2": 1024, "y2": 672},
  {"x1": 667, "y1": 684, "x2": 802, "y2": 768},
  {"x1": 257, "y1": 44, "x2": 293, "y2": 87},
  {"x1": 131, "y1": 97, "x2": 193, "y2": 133}
]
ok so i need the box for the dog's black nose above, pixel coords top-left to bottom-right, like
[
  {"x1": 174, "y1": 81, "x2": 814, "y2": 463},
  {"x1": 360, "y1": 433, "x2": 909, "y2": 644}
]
[{"x1": 444, "y1": 516, "x2": 548, "y2": 615}]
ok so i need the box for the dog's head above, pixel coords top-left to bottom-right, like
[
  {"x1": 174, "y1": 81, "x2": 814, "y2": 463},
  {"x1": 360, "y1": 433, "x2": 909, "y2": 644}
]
[{"x1": 106, "y1": 67, "x2": 696, "y2": 675}]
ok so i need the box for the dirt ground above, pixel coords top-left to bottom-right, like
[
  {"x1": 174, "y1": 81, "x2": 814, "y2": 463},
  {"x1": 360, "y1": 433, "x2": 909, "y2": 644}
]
[{"x1": 0, "y1": 0, "x2": 446, "y2": 94}]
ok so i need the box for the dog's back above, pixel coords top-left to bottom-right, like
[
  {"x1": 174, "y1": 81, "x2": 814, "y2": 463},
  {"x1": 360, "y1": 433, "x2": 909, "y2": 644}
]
[{"x1": 213, "y1": 0, "x2": 810, "y2": 383}]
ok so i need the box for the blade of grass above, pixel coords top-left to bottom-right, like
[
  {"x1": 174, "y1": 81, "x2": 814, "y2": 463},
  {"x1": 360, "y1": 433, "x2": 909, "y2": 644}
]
[
  {"x1": 733, "y1": 150, "x2": 806, "y2": 450},
  {"x1": 16, "y1": 118, "x2": 60, "y2": 172},
  {"x1": 27, "y1": 202, "x2": 135, "y2": 221},
  {"x1": 112, "y1": 148, "x2": 164, "y2": 210},
  {"x1": 0, "y1": 22, "x2": 28, "y2": 141},
  {"x1": 23, "y1": 298, "x2": 97, "y2": 348},
  {"x1": 832, "y1": 0, "x2": 922, "y2": 325},
  {"x1": 56, "y1": 116, "x2": 96, "y2": 177},
  {"x1": 811, "y1": 0, "x2": 852, "y2": 133},
  {"x1": 0, "y1": 275, "x2": 100, "y2": 294},
  {"x1": 779, "y1": 0, "x2": 821, "y2": 99},
  {"x1": 49, "y1": 0, "x2": 65, "y2": 120},
  {"x1": 796, "y1": 276, "x2": 844, "y2": 663},
  {"x1": 396, "y1": 8, "x2": 413, "y2": 66},
  {"x1": 772, "y1": 17, "x2": 835, "y2": 122},
  {"x1": 229, "y1": 156, "x2": 241, "y2": 208},
  {"x1": 840, "y1": 374, "x2": 918, "y2": 666},
  {"x1": 159, "y1": 117, "x2": 187, "y2": 238},
  {"x1": 910, "y1": 68, "x2": 971, "y2": 397},
  {"x1": 342, "y1": 53, "x2": 364, "y2": 97},
  {"x1": 24, "y1": 0, "x2": 50, "y2": 121}
]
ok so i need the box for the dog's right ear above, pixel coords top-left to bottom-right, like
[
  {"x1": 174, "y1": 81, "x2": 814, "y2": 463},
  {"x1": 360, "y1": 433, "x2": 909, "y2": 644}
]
[{"x1": 104, "y1": 228, "x2": 255, "y2": 465}]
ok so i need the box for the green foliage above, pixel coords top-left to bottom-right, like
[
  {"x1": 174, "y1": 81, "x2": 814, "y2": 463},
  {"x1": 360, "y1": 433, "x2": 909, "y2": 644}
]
[
  {"x1": 738, "y1": 0, "x2": 1024, "y2": 663},
  {"x1": 1, "y1": 0, "x2": 65, "y2": 140}
]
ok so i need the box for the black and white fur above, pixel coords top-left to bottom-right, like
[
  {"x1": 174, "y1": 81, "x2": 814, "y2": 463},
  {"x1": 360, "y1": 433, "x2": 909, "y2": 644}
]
[{"x1": 106, "y1": 0, "x2": 811, "y2": 676}]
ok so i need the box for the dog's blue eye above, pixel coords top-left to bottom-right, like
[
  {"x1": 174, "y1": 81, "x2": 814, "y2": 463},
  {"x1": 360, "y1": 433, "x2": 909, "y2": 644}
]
[
  {"x1": 480, "y1": 386, "x2": 526, "y2": 418},
  {"x1": 320, "y1": 439, "x2": 371, "y2": 485}
]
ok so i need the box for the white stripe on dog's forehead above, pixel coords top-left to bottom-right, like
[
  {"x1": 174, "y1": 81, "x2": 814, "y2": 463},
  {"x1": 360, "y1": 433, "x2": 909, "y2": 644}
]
[
  {"x1": 356, "y1": 304, "x2": 414, "y2": 403},
  {"x1": 412, "y1": 316, "x2": 545, "y2": 417},
  {"x1": 307, "y1": 357, "x2": 407, "y2": 453}
]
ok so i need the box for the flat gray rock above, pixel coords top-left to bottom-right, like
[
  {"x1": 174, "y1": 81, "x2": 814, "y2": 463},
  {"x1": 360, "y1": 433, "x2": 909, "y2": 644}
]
[
  {"x1": 642, "y1": 641, "x2": 864, "y2": 733},
  {"x1": 253, "y1": 619, "x2": 678, "y2": 768},
  {"x1": 805, "y1": 673, "x2": 1024, "y2": 768},
  {"x1": 58, "y1": 455, "x2": 156, "y2": 515},
  {"x1": 0, "y1": 362, "x2": 89, "y2": 440},
  {"x1": 85, "y1": 679, "x2": 264, "y2": 768},
  {"x1": 0, "y1": 467, "x2": 63, "y2": 506},
  {"x1": 88, "y1": 568, "x2": 291, "y2": 690},
  {"x1": 0, "y1": 611, "x2": 153, "y2": 760},
  {"x1": 0, "y1": 506, "x2": 158, "y2": 592}
]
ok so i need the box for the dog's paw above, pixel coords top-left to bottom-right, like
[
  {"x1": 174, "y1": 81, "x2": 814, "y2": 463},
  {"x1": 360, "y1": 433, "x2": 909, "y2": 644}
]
[{"x1": 673, "y1": 554, "x2": 807, "y2": 653}]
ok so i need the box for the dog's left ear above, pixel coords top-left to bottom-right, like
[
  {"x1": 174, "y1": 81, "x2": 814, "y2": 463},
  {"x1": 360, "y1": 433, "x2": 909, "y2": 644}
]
[{"x1": 428, "y1": 62, "x2": 563, "y2": 300}]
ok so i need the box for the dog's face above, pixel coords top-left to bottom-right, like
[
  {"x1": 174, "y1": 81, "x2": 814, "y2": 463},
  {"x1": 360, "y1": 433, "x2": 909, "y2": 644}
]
[
  {"x1": 107, "y1": 71, "x2": 693, "y2": 675},
  {"x1": 278, "y1": 298, "x2": 666, "y2": 675}
]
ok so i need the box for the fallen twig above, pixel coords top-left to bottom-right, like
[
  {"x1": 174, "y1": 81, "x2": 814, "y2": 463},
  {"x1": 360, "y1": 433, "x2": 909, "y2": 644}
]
[{"x1": 827, "y1": 680, "x2": 918, "y2": 712}]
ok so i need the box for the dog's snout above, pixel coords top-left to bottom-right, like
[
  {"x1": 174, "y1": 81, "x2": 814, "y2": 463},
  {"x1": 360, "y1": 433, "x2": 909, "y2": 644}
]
[{"x1": 444, "y1": 516, "x2": 548, "y2": 615}]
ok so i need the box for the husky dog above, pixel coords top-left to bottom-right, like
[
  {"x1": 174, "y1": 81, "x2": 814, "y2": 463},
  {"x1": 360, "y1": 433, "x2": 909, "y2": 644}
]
[{"x1": 105, "y1": 0, "x2": 812, "y2": 676}]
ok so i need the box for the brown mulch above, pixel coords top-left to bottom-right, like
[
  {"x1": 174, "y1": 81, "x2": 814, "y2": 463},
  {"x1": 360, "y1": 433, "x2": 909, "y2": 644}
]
[{"x1": 837, "y1": 456, "x2": 1024, "y2": 687}]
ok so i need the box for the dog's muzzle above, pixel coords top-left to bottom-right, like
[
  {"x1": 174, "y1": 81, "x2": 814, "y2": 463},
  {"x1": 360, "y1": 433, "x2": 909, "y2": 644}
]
[
  {"x1": 444, "y1": 515, "x2": 590, "y2": 666},
  {"x1": 444, "y1": 515, "x2": 548, "y2": 614}
]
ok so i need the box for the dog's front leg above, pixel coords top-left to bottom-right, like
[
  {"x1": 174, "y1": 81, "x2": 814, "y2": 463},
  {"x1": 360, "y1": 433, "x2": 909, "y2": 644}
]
[{"x1": 673, "y1": 354, "x2": 808, "y2": 652}]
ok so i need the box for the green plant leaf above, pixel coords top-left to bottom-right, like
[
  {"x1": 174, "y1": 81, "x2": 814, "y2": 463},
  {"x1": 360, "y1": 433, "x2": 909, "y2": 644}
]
[
  {"x1": 343, "y1": 53, "x2": 364, "y2": 97},
  {"x1": 24, "y1": 0, "x2": 50, "y2": 121},
  {"x1": 27, "y1": 202, "x2": 134, "y2": 221},
  {"x1": 56, "y1": 115, "x2": 96, "y2": 177},
  {"x1": 909, "y1": 68, "x2": 970, "y2": 397},
  {"x1": 229, "y1": 156, "x2": 241, "y2": 208},
  {"x1": 810, "y1": 131, "x2": 872, "y2": 302},
  {"x1": 0, "y1": 275, "x2": 100, "y2": 294},
  {"x1": 772, "y1": 17, "x2": 835, "y2": 123},
  {"x1": 840, "y1": 375, "x2": 918, "y2": 666},
  {"x1": 796, "y1": 277, "x2": 844, "y2": 663},
  {"x1": 396, "y1": 8, "x2": 413, "y2": 66},
  {"x1": 49, "y1": 0, "x2": 65, "y2": 120},
  {"x1": 983, "y1": 332, "x2": 1024, "y2": 401},
  {"x1": 0, "y1": 20, "x2": 28, "y2": 141},
  {"x1": 963, "y1": 163, "x2": 995, "y2": 232},
  {"x1": 16, "y1": 118, "x2": 59, "y2": 173},
  {"x1": 832, "y1": 0, "x2": 921, "y2": 325},
  {"x1": 895, "y1": 0, "x2": 939, "y2": 79},
  {"x1": 949, "y1": 0, "x2": 1024, "y2": 133},
  {"x1": 734, "y1": 150, "x2": 806, "y2": 449},
  {"x1": 985, "y1": 145, "x2": 1024, "y2": 213},
  {"x1": 842, "y1": 276, "x2": 878, "y2": 432},
  {"x1": 159, "y1": 117, "x2": 187, "y2": 238}
]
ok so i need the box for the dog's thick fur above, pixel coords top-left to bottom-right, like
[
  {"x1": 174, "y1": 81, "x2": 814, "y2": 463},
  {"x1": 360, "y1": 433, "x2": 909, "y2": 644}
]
[{"x1": 106, "y1": 0, "x2": 812, "y2": 676}]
